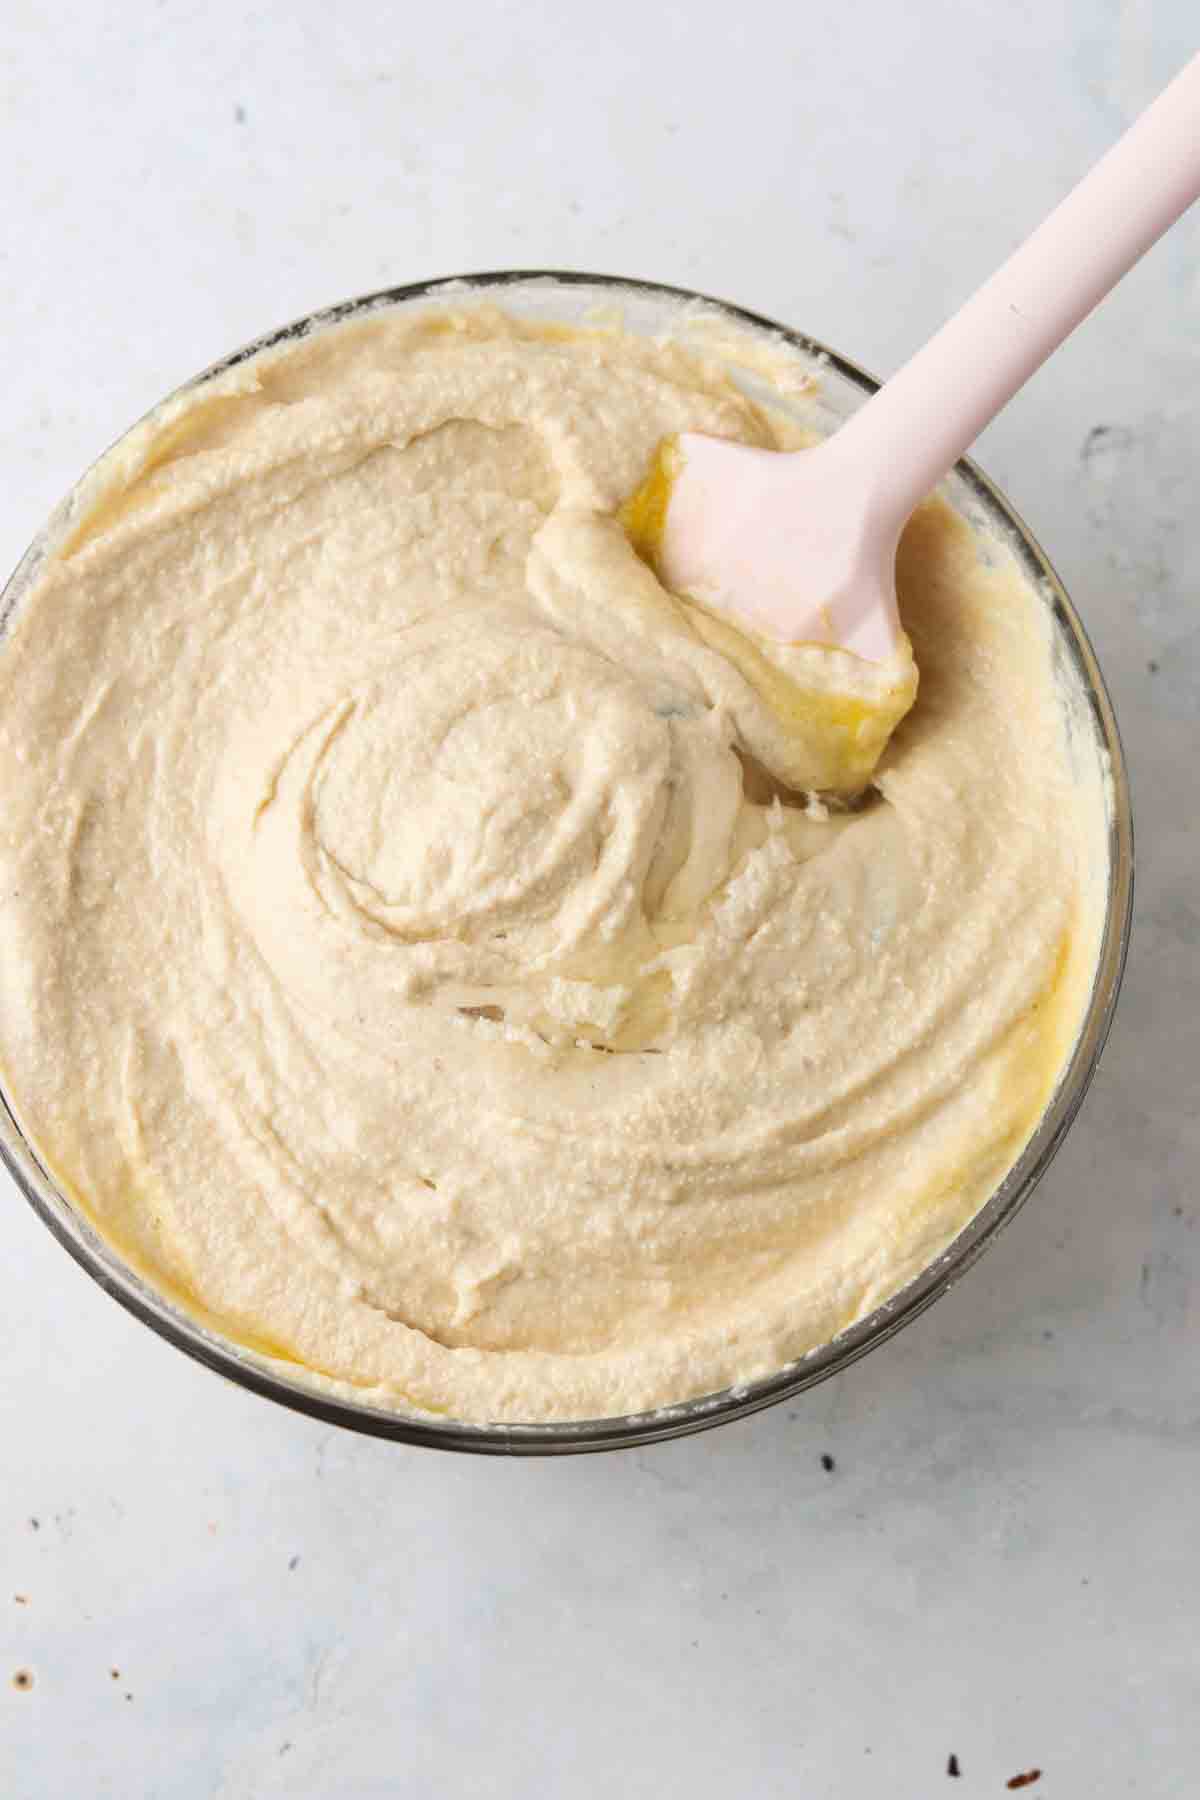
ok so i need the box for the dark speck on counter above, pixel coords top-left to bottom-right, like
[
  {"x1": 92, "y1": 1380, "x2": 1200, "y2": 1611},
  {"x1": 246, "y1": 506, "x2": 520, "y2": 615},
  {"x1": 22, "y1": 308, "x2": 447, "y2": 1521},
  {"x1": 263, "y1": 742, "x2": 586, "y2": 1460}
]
[
  {"x1": 820, "y1": 1453, "x2": 835, "y2": 1472},
  {"x1": 947, "y1": 1752, "x2": 961, "y2": 1777}
]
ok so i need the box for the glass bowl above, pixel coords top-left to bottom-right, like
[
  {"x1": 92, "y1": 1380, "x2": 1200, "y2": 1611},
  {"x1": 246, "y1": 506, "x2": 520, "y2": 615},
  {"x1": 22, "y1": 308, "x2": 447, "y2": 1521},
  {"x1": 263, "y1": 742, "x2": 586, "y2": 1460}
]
[{"x1": 0, "y1": 272, "x2": 1133, "y2": 1455}]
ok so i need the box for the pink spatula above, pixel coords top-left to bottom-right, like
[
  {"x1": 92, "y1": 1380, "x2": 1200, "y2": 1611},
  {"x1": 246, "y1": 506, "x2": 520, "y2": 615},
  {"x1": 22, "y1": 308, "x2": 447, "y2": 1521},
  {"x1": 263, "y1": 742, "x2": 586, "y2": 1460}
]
[{"x1": 631, "y1": 53, "x2": 1200, "y2": 668}]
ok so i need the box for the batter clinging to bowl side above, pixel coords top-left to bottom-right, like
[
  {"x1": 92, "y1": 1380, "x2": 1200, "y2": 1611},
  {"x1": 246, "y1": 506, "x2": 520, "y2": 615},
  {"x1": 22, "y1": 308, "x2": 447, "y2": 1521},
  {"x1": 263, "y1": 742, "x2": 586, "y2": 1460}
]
[{"x1": 0, "y1": 304, "x2": 1104, "y2": 1421}]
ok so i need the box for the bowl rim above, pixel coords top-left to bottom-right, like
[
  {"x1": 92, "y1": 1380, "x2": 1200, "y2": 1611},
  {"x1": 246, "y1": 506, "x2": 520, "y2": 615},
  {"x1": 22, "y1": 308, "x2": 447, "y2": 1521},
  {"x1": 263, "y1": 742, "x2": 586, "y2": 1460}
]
[{"x1": 0, "y1": 269, "x2": 1134, "y2": 1455}]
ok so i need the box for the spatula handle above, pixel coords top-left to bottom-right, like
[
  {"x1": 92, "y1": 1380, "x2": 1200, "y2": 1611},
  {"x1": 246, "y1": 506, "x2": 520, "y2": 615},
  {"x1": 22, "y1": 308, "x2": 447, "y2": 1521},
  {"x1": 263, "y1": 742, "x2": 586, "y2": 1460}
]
[{"x1": 832, "y1": 52, "x2": 1200, "y2": 529}]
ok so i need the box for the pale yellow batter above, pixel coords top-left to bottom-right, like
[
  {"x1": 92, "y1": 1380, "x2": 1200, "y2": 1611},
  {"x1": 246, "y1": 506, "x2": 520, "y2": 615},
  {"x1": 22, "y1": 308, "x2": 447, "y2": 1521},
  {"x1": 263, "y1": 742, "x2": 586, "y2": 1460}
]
[{"x1": 0, "y1": 304, "x2": 1106, "y2": 1421}]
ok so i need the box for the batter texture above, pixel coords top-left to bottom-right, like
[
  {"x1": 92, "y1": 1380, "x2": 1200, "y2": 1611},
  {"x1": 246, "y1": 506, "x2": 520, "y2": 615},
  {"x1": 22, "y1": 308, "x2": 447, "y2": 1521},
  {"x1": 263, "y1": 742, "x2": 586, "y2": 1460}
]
[{"x1": 0, "y1": 304, "x2": 1105, "y2": 1421}]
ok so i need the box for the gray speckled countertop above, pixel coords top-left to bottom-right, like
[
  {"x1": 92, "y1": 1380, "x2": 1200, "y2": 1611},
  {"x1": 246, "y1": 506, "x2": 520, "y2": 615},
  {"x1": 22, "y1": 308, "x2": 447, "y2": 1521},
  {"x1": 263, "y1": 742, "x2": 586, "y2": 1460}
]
[{"x1": 2, "y1": 5, "x2": 1197, "y2": 1795}]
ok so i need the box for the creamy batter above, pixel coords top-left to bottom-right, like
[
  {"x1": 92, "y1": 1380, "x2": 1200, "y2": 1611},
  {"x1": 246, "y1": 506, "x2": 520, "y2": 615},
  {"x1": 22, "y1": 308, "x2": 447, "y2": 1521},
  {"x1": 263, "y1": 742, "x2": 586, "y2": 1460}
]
[{"x1": 0, "y1": 303, "x2": 1106, "y2": 1421}]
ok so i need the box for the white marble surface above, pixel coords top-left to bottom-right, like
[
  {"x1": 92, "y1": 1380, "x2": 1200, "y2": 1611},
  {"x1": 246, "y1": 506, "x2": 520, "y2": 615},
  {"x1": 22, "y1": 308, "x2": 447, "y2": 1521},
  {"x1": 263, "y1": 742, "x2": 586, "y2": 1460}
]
[{"x1": 3, "y1": 3, "x2": 1198, "y2": 1794}]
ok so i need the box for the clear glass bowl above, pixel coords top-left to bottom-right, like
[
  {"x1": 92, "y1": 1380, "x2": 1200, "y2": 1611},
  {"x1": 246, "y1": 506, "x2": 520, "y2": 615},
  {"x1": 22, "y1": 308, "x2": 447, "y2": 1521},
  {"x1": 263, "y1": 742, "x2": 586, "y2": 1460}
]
[{"x1": 0, "y1": 272, "x2": 1133, "y2": 1455}]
